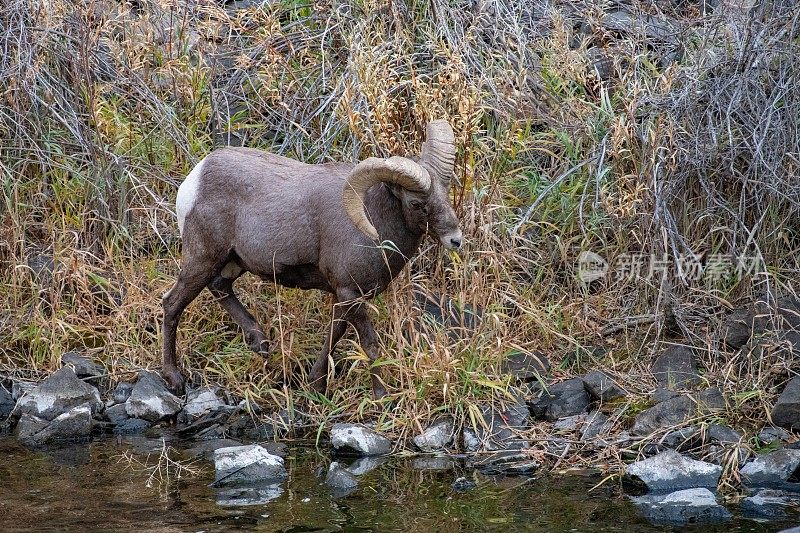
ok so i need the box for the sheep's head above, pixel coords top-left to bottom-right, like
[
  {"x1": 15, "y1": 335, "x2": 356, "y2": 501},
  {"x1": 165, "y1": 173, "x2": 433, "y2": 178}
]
[{"x1": 343, "y1": 120, "x2": 463, "y2": 250}]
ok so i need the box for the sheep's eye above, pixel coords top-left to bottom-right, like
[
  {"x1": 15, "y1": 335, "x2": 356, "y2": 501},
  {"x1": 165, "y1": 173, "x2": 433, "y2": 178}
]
[{"x1": 411, "y1": 200, "x2": 426, "y2": 212}]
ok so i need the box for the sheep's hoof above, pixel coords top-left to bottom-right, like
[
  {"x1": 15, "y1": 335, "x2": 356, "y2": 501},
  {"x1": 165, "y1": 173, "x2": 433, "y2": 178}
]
[
  {"x1": 162, "y1": 367, "x2": 186, "y2": 396},
  {"x1": 245, "y1": 331, "x2": 271, "y2": 357},
  {"x1": 309, "y1": 375, "x2": 328, "y2": 396}
]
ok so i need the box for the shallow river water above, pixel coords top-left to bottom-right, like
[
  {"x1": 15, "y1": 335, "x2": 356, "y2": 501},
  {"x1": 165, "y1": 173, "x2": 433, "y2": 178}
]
[{"x1": 0, "y1": 436, "x2": 797, "y2": 532}]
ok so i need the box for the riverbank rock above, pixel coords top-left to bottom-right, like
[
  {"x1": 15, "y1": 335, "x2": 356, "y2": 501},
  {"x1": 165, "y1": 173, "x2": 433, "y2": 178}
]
[
  {"x1": 632, "y1": 395, "x2": 695, "y2": 436},
  {"x1": 325, "y1": 462, "x2": 359, "y2": 497},
  {"x1": 771, "y1": 376, "x2": 800, "y2": 430},
  {"x1": 759, "y1": 426, "x2": 791, "y2": 444},
  {"x1": 413, "y1": 417, "x2": 454, "y2": 452},
  {"x1": 112, "y1": 418, "x2": 152, "y2": 434},
  {"x1": 697, "y1": 387, "x2": 726, "y2": 412},
  {"x1": 500, "y1": 350, "x2": 550, "y2": 382},
  {"x1": 469, "y1": 450, "x2": 540, "y2": 476},
  {"x1": 631, "y1": 488, "x2": 731, "y2": 525},
  {"x1": 528, "y1": 378, "x2": 591, "y2": 421},
  {"x1": 740, "y1": 449, "x2": 800, "y2": 490},
  {"x1": 15, "y1": 367, "x2": 102, "y2": 421},
  {"x1": 581, "y1": 411, "x2": 613, "y2": 441},
  {"x1": 213, "y1": 444, "x2": 287, "y2": 486},
  {"x1": 125, "y1": 371, "x2": 182, "y2": 422},
  {"x1": 112, "y1": 382, "x2": 134, "y2": 405},
  {"x1": 330, "y1": 424, "x2": 392, "y2": 456},
  {"x1": 463, "y1": 397, "x2": 531, "y2": 451},
  {"x1": 741, "y1": 489, "x2": 797, "y2": 518},
  {"x1": 626, "y1": 450, "x2": 722, "y2": 492},
  {"x1": 61, "y1": 352, "x2": 104, "y2": 381},
  {"x1": 17, "y1": 404, "x2": 93, "y2": 445},
  {"x1": 707, "y1": 424, "x2": 742, "y2": 444},
  {"x1": 651, "y1": 346, "x2": 701, "y2": 389},
  {"x1": 104, "y1": 403, "x2": 129, "y2": 424},
  {"x1": 182, "y1": 387, "x2": 226, "y2": 421},
  {"x1": 582, "y1": 371, "x2": 626, "y2": 402},
  {"x1": 719, "y1": 296, "x2": 800, "y2": 349},
  {"x1": 0, "y1": 385, "x2": 14, "y2": 420}
]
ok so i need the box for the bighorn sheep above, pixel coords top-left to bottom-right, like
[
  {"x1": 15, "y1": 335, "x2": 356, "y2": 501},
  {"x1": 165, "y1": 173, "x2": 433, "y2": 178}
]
[{"x1": 162, "y1": 120, "x2": 462, "y2": 398}]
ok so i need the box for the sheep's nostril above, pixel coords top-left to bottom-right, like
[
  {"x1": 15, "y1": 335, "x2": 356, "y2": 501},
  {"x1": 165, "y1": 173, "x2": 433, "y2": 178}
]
[{"x1": 450, "y1": 237, "x2": 462, "y2": 248}]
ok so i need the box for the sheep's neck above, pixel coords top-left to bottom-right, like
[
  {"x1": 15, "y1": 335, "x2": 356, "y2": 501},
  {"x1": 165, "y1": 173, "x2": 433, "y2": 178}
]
[{"x1": 367, "y1": 184, "x2": 424, "y2": 276}]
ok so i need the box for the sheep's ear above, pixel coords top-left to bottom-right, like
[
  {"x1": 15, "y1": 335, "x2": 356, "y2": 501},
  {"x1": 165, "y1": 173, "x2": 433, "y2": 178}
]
[{"x1": 343, "y1": 157, "x2": 431, "y2": 241}]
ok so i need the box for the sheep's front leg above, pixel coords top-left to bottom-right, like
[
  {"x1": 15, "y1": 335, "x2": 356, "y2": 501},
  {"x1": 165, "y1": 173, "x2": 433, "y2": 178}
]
[
  {"x1": 349, "y1": 307, "x2": 387, "y2": 399},
  {"x1": 309, "y1": 295, "x2": 348, "y2": 394}
]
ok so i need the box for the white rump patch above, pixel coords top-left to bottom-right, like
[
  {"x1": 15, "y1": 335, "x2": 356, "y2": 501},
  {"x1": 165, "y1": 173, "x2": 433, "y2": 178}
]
[
  {"x1": 220, "y1": 261, "x2": 243, "y2": 279},
  {"x1": 176, "y1": 156, "x2": 206, "y2": 234}
]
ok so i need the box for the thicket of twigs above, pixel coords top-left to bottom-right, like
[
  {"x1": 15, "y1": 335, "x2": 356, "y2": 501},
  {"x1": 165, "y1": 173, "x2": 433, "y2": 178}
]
[{"x1": 1, "y1": 0, "x2": 798, "y2": 463}]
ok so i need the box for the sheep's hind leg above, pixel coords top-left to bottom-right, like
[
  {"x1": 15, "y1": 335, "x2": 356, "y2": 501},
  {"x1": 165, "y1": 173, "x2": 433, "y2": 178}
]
[
  {"x1": 207, "y1": 272, "x2": 270, "y2": 355},
  {"x1": 162, "y1": 264, "x2": 217, "y2": 395}
]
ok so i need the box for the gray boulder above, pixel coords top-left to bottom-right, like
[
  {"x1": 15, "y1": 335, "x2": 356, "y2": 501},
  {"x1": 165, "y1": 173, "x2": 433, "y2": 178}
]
[
  {"x1": 771, "y1": 376, "x2": 800, "y2": 430},
  {"x1": 17, "y1": 404, "x2": 93, "y2": 445},
  {"x1": 325, "y1": 462, "x2": 358, "y2": 497},
  {"x1": 741, "y1": 489, "x2": 796, "y2": 518},
  {"x1": 651, "y1": 388, "x2": 681, "y2": 403},
  {"x1": 182, "y1": 387, "x2": 226, "y2": 420},
  {"x1": 759, "y1": 426, "x2": 791, "y2": 444},
  {"x1": 12, "y1": 381, "x2": 35, "y2": 401},
  {"x1": 330, "y1": 424, "x2": 392, "y2": 456},
  {"x1": 463, "y1": 396, "x2": 530, "y2": 451},
  {"x1": 413, "y1": 417, "x2": 453, "y2": 452},
  {"x1": 697, "y1": 387, "x2": 726, "y2": 413},
  {"x1": 111, "y1": 382, "x2": 134, "y2": 405},
  {"x1": 0, "y1": 385, "x2": 14, "y2": 420},
  {"x1": 112, "y1": 418, "x2": 151, "y2": 434},
  {"x1": 469, "y1": 450, "x2": 540, "y2": 476},
  {"x1": 528, "y1": 378, "x2": 591, "y2": 421},
  {"x1": 719, "y1": 296, "x2": 800, "y2": 349},
  {"x1": 581, "y1": 411, "x2": 613, "y2": 441},
  {"x1": 186, "y1": 438, "x2": 244, "y2": 460},
  {"x1": 125, "y1": 370, "x2": 182, "y2": 422},
  {"x1": 582, "y1": 371, "x2": 626, "y2": 402},
  {"x1": 632, "y1": 395, "x2": 695, "y2": 436},
  {"x1": 104, "y1": 403, "x2": 129, "y2": 425},
  {"x1": 15, "y1": 367, "x2": 102, "y2": 420},
  {"x1": 500, "y1": 351, "x2": 550, "y2": 382},
  {"x1": 631, "y1": 488, "x2": 731, "y2": 525},
  {"x1": 740, "y1": 449, "x2": 800, "y2": 490},
  {"x1": 707, "y1": 424, "x2": 742, "y2": 444},
  {"x1": 652, "y1": 346, "x2": 701, "y2": 389},
  {"x1": 719, "y1": 304, "x2": 769, "y2": 349},
  {"x1": 552, "y1": 414, "x2": 587, "y2": 433},
  {"x1": 213, "y1": 444, "x2": 287, "y2": 486},
  {"x1": 625, "y1": 450, "x2": 722, "y2": 492},
  {"x1": 61, "y1": 352, "x2": 103, "y2": 380}
]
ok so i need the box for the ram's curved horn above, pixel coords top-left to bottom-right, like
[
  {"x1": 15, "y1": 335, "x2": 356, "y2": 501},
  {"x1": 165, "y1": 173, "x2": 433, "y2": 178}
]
[
  {"x1": 420, "y1": 120, "x2": 456, "y2": 183},
  {"x1": 343, "y1": 156, "x2": 431, "y2": 241}
]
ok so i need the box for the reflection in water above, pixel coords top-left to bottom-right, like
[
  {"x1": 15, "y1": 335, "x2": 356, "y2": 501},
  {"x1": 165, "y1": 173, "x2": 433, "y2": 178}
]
[
  {"x1": 215, "y1": 483, "x2": 285, "y2": 507},
  {"x1": 0, "y1": 436, "x2": 796, "y2": 532}
]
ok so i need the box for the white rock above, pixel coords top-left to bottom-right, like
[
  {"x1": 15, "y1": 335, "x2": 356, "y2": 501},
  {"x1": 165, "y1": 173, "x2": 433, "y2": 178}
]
[
  {"x1": 626, "y1": 449, "x2": 722, "y2": 491},
  {"x1": 213, "y1": 444, "x2": 287, "y2": 486},
  {"x1": 331, "y1": 424, "x2": 392, "y2": 456}
]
